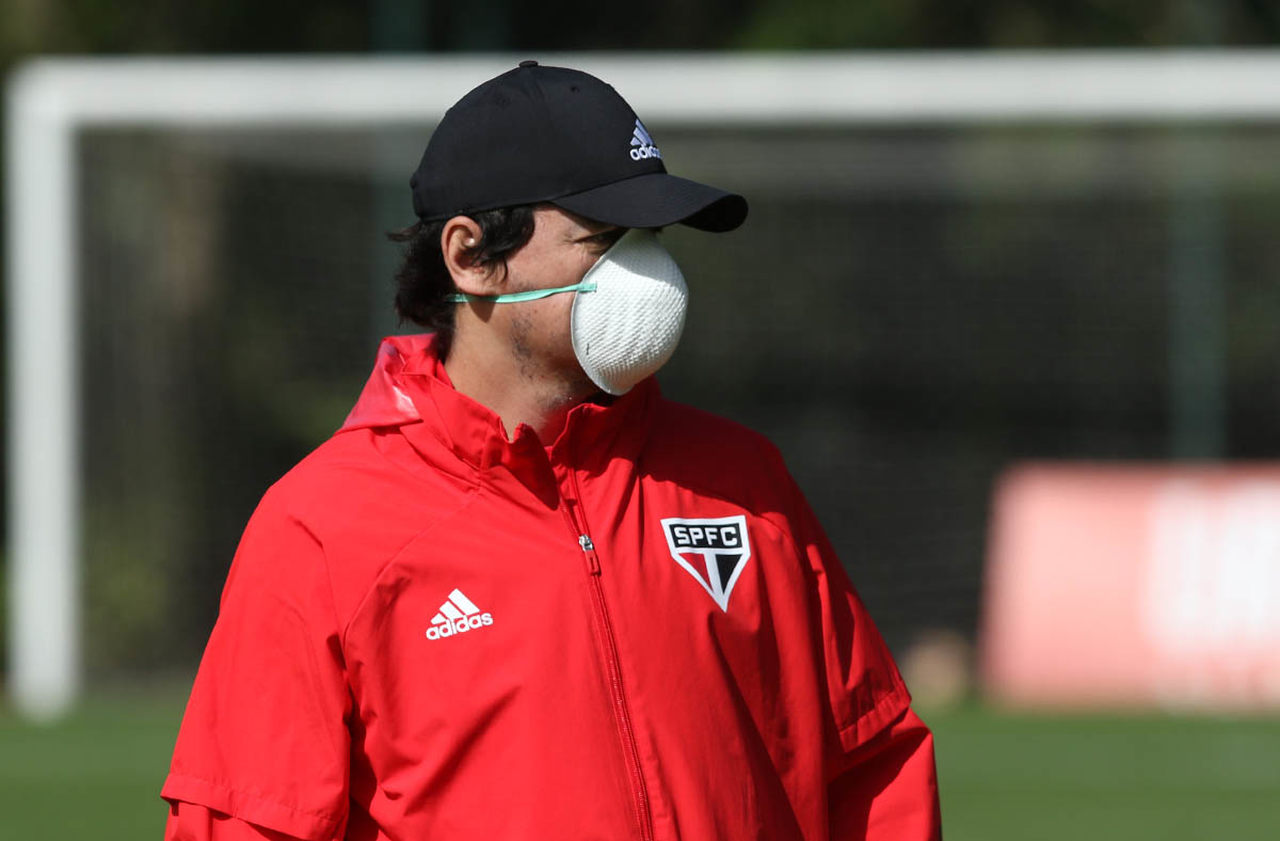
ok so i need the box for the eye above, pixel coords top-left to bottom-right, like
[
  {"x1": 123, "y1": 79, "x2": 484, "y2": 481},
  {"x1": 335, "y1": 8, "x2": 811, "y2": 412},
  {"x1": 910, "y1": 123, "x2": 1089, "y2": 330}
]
[{"x1": 587, "y1": 228, "x2": 626, "y2": 250}]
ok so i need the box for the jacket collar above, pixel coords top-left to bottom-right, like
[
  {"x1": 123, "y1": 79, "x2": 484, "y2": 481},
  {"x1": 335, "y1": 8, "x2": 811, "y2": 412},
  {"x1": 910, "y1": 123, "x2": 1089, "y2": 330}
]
[{"x1": 342, "y1": 334, "x2": 657, "y2": 500}]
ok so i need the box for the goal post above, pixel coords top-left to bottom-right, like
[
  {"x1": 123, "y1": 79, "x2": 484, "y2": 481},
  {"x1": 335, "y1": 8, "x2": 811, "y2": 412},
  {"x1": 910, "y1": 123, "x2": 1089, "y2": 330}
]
[{"x1": 8, "y1": 50, "x2": 1280, "y2": 720}]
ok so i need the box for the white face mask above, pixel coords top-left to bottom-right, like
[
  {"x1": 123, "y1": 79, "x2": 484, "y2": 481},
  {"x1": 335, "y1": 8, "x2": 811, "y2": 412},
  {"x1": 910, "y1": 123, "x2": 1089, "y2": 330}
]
[
  {"x1": 450, "y1": 228, "x2": 688, "y2": 395},
  {"x1": 571, "y1": 228, "x2": 687, "y2": 395}
]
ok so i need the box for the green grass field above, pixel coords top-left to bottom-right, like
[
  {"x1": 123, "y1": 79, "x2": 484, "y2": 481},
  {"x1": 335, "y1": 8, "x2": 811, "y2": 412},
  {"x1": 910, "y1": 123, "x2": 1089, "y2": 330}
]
[{"x1": 2, "y1": 690, "x2": 1278, "y2": 840}]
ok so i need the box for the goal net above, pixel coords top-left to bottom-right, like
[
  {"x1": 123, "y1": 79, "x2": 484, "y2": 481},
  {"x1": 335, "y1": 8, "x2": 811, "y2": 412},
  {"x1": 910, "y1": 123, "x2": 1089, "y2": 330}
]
[{"x1": 8, "y1": 53, "x2": 1280, "y2": 718}]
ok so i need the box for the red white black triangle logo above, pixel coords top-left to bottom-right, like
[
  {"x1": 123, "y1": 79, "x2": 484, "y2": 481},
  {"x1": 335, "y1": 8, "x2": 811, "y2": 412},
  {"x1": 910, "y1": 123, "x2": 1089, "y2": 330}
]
[{"x1": 661, "y1": 515, "x2": 751, "y2": 611}]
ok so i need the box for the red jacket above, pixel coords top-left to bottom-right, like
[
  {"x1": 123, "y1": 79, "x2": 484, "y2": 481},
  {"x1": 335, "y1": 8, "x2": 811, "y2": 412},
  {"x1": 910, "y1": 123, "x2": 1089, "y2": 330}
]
[{"x1": 163, "y1": 334, "x2": 940, "y2": 840}]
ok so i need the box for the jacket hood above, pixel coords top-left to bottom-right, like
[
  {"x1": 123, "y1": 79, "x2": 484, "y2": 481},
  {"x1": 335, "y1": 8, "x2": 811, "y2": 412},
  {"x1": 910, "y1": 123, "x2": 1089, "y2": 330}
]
[{"x1": 341, "y1": 334, "x2": 443, "y2": 432}]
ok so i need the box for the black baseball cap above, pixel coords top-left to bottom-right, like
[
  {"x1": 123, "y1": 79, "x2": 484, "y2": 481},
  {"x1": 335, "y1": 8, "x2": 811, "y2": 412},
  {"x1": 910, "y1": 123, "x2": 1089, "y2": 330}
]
[{"x1": 410, "y1": 61, "x2": 747, "y2": 233}]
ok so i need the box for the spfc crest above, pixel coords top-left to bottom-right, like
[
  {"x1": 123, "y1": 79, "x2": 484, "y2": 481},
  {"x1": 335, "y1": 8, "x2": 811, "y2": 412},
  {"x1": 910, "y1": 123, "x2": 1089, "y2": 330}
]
[{"x1": 661, "y1": 515, "x2": 752, "y2": 611}]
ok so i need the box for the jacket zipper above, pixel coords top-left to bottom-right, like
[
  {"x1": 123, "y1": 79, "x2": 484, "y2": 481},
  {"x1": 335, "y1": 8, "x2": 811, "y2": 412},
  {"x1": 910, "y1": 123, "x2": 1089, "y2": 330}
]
[{"x1": 559, "y1": 475, "x2": 655, "y2": 841}]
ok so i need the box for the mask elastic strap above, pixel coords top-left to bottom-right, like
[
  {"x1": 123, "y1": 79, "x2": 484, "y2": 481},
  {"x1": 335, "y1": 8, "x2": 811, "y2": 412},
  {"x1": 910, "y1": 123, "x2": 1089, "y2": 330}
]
[{"x1": 448, "y1": 280, "x2": 597, "y2": 304}]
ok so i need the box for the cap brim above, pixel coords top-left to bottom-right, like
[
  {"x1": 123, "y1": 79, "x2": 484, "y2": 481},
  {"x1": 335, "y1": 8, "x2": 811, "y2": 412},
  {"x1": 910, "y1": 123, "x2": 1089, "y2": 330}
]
[{"x1": 551, "y1": 173, "x2": 748, "y2": 233}]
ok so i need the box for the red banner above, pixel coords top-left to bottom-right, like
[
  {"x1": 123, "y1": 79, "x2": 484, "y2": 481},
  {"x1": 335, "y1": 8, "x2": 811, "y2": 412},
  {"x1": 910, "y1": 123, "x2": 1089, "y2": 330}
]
[{"x1": 982, "y1": 464, "x2": 1280, "y2": 710}]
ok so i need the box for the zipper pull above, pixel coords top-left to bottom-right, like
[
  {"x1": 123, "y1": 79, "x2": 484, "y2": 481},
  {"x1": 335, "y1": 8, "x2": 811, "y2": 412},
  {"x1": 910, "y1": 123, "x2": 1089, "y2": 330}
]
[{"x1": 579, "y1": 534, "x2": 601, "y2": 575}]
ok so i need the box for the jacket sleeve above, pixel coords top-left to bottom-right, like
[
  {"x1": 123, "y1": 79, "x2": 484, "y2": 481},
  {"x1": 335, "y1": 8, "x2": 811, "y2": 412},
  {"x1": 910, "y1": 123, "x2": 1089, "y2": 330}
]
[
  {"x1": 165, "y1": 801, "x2": 308, "y2": 841},
  {"x1": 827, "y1": 707, "x2": 941, "y2": 841},
  {"x1": 162, "y1": 490, "x2": 351, "y2": 841},
  {"x1": 780, "y1": 468, "x2": 942, "y2": 840}
]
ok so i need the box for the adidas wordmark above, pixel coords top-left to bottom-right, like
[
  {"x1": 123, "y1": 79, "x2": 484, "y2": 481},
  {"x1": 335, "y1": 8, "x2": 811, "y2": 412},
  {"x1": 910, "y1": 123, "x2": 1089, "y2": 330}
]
[{"x1": 425, "y1": 588, "x2": 494, "y2": 640}]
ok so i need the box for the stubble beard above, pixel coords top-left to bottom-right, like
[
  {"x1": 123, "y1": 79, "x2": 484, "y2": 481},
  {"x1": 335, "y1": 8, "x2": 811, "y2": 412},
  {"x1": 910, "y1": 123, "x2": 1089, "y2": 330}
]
[{"x1": 508, "y1": 310, "x2": 596, "y2": 412}]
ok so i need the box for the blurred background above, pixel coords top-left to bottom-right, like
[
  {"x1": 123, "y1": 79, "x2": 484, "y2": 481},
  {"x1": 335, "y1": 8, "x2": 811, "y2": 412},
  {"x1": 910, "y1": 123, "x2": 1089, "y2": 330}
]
[{"x1": 3, "y1": 2, "x2": 1280, "y2": 840}]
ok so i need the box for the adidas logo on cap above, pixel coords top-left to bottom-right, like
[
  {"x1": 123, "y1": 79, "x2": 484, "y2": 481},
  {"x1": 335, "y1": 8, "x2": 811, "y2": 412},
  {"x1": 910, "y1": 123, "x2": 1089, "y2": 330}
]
[
  {"x1": 629, "y1": 119, "x2": 663, "y2": 161},
  {"x1": 425, "y1": 588, "x2": 494, "y2": 641}
]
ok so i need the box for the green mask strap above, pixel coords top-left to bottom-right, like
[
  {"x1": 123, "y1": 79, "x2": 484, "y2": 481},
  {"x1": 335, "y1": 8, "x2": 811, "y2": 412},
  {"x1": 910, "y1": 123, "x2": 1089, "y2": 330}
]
[{"x1": 448, "y1": 280, "x2": 597, "y2": 304}]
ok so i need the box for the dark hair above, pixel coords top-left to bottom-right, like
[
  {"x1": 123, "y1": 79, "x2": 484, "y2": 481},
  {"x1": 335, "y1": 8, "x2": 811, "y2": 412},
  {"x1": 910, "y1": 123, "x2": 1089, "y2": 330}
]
[{"x1": 388, "y1": 205, "x2": 537, "y2": 355}]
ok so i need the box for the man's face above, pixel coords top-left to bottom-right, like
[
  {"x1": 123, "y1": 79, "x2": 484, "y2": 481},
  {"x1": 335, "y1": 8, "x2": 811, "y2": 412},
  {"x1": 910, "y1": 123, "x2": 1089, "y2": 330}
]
[{"x1": 493, "y1": 205, "x2": 625, "y2": 388}]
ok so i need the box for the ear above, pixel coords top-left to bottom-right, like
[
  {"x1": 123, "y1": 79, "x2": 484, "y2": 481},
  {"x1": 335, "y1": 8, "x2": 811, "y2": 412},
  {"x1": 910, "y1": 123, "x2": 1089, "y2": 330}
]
[{"x1": 441, "y1": 216, "x2": 502, "y2": 296}]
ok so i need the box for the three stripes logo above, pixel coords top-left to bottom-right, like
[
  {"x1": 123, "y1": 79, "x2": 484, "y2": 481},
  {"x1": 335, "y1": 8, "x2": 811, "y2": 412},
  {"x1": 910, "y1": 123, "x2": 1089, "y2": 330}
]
[
  {"x1": 661, "y1": 515, "x2": 752, "y2": 612},
  {"x1": 424, "y1": 588, "x2": 493, "y2": 641},
  {"x1": 629, "y1": 119, "x2": 662, "y2": 161}
]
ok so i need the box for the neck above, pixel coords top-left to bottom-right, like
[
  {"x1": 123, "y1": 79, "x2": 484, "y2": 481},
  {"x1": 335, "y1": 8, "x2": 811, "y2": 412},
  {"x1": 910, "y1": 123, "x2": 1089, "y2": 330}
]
[{"x1": 443, "y1": 333, "x2": 597, "y2": 443}]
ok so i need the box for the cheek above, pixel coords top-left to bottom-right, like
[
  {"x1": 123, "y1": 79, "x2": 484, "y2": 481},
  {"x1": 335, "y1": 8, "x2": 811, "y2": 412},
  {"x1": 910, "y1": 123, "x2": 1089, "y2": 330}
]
[
  {"x1": 549, "y1": 293, "x2": 578, "y2": 339},
  {"x1": 579, "y1": 252, "x2": 607, "y2": 279},
  {"x1": 512, "y1": 294, "x2": 576, "y2": 352},
  {"x1": 546, "y1": 295, "x2": 581, "y2": 361}
]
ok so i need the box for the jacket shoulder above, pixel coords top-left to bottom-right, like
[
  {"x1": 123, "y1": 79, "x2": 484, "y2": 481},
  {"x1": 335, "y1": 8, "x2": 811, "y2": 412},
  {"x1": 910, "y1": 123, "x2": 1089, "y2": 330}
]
[
  {"x1": 645, "y1": 398, "x2": 796, "y2": 514},
  {"x1": 248, "y1": 427, "x2": 476, "y2": 624},
  {"x1": 270, "y1": 425, "x2": 471, "y2": 517}
]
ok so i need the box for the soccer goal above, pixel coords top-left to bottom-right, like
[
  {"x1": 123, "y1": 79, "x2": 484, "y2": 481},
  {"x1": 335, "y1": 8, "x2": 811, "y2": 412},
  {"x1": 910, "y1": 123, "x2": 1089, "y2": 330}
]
[{"x1": 9, "y1": 51, "x2": 1280, "y2": 720}]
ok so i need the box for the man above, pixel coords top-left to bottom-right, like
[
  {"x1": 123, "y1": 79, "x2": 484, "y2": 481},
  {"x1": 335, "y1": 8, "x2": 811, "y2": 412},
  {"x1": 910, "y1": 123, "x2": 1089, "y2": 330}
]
[{"x1": 163, "y1": 61, "x2": 941, "y2": 840}]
